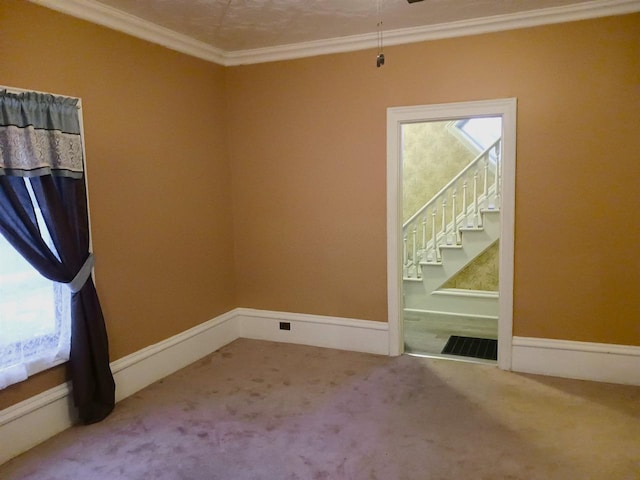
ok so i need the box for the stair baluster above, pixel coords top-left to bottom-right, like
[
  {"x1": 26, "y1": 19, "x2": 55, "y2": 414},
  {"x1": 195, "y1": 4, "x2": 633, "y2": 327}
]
[
  {"x1": 410, "y1": 226, "x2": 418, "y2": 277},
  {"x1": 472, "y1": 170, "x2": 479, "y2": 227},
  {"x1": 401, "y1": 137, "x2": 501, "y2": 278},
  {"x1": 451, "y1": 190, "x2": 458, "y2": 245},
  {"x1": 441, "y1": 198, "x2": 448, "y2": 245},
  {"x1": 403, "y1": 234, "x2": 408, "y2": 277},
  {"x1": 462, "y1": 181, "x2": 468, "y2": 229},
  {"x1": 483, "y1": 159, "x2": 489, "y2": 210},
  {"x1": 421, "y1": 216, "x2": 427, "y2": 262},
  {"x1": 430, "y1": 208, "x2": 437, "y2": 262}
]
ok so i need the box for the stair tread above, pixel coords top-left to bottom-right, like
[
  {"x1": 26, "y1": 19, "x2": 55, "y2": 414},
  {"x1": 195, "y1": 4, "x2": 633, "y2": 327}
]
[
  {"x1": 420, "y1": 261, "x2": 443, "y2": 267},
  {"x1": 439, "y1": 244, "x2": 462, "y2": 249}
]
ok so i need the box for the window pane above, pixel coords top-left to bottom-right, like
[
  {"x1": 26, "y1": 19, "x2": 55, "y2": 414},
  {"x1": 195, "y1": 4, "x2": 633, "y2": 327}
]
[
  {"x1": 0, "y1": 234, "x2": 57, "y2": 341},
  {"x1": 457, "y1": 117, "x2": 502, "y2": 151},
  {"x1": 0, "y1": 179, "x2": 71, "y2": 389}
]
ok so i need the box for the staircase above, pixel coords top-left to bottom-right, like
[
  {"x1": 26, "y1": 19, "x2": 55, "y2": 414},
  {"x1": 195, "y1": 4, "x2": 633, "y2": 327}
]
[{"x1": 403, "y1": 138, "x2": 501, "y2": 317}]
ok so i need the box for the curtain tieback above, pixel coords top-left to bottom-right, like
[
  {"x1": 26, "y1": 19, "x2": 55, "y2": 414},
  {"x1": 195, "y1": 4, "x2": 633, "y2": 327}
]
[{"x1": 67, "y1": 253, "x2": 95, "y2": 293}]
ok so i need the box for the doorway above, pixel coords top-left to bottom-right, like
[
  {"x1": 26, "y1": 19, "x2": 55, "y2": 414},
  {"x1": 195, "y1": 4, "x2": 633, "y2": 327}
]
[{"x1": 386, "y1": 99, "x2": 516, "y2": 370}]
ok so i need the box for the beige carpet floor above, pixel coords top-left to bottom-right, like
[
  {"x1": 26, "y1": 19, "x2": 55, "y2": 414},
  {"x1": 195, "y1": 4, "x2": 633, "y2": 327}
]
[{"x1": 1, "y1": 338, "x2": 638, "y2": 479}]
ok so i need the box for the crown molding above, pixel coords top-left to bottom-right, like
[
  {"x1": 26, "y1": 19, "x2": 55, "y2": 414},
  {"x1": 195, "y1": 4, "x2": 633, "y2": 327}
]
[
  {"x1": 29, "y1": 0, "x2": 226, "y2": 65},
  {"x1": 227, "y1": 0, "x2": 640, "y2": 65},
  {"x1": 30, "y1": 0, "x2": 640, "y2": 66}
]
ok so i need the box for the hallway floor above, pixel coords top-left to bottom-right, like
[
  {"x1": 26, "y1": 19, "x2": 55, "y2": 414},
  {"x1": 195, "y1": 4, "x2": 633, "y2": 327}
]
[{"x1": 403, "y1": 310, "x2": 498, "y2": 361}]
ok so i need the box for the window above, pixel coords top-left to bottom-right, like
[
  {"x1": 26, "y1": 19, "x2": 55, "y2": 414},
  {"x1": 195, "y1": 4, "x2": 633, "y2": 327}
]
[
  {"x1": 455, "y1": 117, "x2": 502, "y2": 153},
  {"x1": 0, "y1": 179, "x2": 71, "y2": 389},
  {"x1": 0, "y1": 87, "x2": 113, "y2": 419}
]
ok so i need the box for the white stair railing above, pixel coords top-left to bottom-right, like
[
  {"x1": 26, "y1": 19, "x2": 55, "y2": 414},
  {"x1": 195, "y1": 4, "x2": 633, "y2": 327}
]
[{"x1": 403, "y1": 137, "x2": 501, "y2": 279}]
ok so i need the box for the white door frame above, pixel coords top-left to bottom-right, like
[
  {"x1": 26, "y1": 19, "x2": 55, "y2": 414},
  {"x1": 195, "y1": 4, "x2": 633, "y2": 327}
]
[{"x1": 386, "y1": 98, "x2": 517, "y2": 370}]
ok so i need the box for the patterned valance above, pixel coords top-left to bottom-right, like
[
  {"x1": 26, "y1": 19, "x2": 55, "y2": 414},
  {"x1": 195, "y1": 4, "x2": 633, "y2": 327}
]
[{"x1": 0, "y1": 90, "x2": 84, "y2": 178}]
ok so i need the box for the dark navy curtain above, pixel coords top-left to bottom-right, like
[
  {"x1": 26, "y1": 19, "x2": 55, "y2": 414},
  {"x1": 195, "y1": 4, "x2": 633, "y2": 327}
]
[{"x1": 0, "y1": 90, "x2": 114, "y2": 424}]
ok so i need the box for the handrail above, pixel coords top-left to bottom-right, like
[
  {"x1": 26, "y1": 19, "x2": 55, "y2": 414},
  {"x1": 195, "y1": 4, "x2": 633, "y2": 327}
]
[{"x1": 402, "y1": 137, "x2": 500, "y2": 229}]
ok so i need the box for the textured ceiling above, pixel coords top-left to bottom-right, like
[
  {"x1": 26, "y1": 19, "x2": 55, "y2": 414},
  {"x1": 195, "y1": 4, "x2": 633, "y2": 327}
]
[{"x1": 93, "y1": 0, "x2": 597, "y2": 51}]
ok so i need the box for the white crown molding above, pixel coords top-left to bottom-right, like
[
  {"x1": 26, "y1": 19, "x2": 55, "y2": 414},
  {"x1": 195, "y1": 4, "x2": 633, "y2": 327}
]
[
  {"x1": 28, "y1": 0, "x2": 226, "y2": 65},
  {"x1": 225, "y1": 0, "x2": 640, "y2": 65},
  {"x1": 29, "y1": 0, "x2": 640, "y2": 66}
]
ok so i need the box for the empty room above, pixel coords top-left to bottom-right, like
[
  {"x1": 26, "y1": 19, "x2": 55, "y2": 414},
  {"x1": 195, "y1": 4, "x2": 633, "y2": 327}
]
[{"x1": 1, "y1": 0, "x2": 639, "y2": 478}]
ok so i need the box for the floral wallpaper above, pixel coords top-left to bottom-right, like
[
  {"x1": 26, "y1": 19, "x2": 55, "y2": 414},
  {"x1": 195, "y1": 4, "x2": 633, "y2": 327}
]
[
  {"x1": 442, "y1": 241, "x2": 499, "y2": 291},
  {"x1": 402, "y1": 121, "x2": 475, "y2": 222}
]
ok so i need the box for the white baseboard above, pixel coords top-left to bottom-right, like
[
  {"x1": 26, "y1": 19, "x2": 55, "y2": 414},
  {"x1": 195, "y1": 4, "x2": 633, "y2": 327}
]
[
  {"x1": 0, "y1": 308, "x2": 387, "y2": 464},
  {"x1": 0, "y1": 310, "x2": 240, "y2": 465},
  {"x1": 4, "y1": 313, "x2": 638, "y2": 465},
  {"x1": 111, "y1": 310, "x2": 239, "y2": 402},
  {"x1": 0, "y1": 382, "x2": 75, "y2": 466},
  {"x1": 237, "y1": 308, "x2": 390, "y2": 355},
  {"x1": 512, "y1": 336, "x2": 640, "y2": 386}
]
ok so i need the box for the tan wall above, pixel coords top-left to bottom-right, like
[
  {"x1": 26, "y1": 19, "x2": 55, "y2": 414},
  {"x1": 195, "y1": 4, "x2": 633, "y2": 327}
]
[
  {"x1": 1, "y1": 4, "x2": 639, "y2": 411},
  {"x1": 0, "y1": 2, "x2": 236, "y2": 408},
  {"x1": 226, "y1": 53, "x2": 389, "y2": 321},
  {"x1": 227, "y1": 14, "x2": 640, "y2": 342}
]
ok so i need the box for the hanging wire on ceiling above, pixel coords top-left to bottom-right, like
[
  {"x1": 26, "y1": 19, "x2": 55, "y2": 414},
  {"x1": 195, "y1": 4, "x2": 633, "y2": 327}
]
[
  {"x1": 213, "y1": 0, "x2": 233, "y2": 35},
  {"x1": 376, "y1": 0, "x2": 385, "y2": 67}
]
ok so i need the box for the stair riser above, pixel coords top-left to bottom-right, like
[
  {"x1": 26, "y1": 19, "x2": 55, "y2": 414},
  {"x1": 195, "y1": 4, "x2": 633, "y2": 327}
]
[
  {"x1": 404, "y1": 281, "x2": 499, "y2": 317},
  {"x1": 421, "y1": 210, "x2": 500, "y2": 292},
  {"x1": 405, "y1": 209, "x2": 500, "y2": 317}
]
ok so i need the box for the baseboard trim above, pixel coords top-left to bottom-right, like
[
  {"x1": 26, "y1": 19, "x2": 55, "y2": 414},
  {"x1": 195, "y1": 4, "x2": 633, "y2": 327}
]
[
  {"x1": 512, "y1": 336, "x2": 640, "y2": 386},
  {"x1": 111, "y1": 309, "x2": 239, "y2": 402},
  {"x1": 0, "y1": 309, "x2": 240, "y2": 465},
  {"x1": 0, "y1": 308, "x2": 388, "y2": 464},
  {"x1": 237, "y1": 308, "x2": 389, "y2": 355},
  {"x1": 0, "y1": 381, "x2": 75, "y2": 466},
  {"x1": 6, "y1": 315, "x2": 637, "y2": 465}
]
